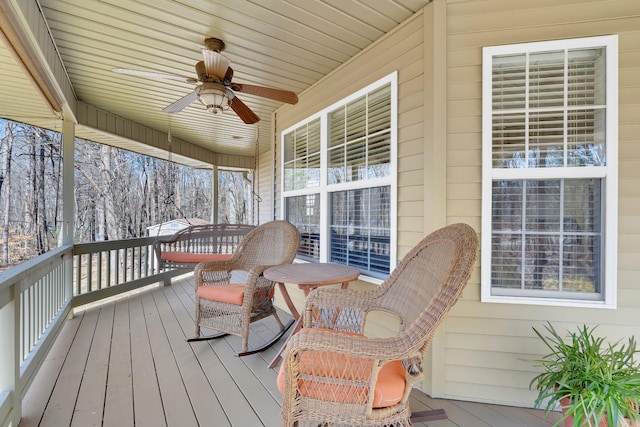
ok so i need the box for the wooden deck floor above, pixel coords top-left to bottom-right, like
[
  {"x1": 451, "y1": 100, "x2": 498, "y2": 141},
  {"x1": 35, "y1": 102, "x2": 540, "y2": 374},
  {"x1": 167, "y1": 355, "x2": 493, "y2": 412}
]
[{"x1": 18, "y1": 275, "x2": 561, "y2": 427}]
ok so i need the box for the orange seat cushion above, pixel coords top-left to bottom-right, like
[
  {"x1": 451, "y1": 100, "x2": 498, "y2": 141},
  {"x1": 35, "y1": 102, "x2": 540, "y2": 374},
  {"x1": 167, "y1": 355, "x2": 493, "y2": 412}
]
[
  {"x1": 161, "y1": 252, "x2": 232, "y2": 264},
  {"x1": 277, "y1": 329, "x2": 406, "y2": 408},
  {"x1": 197, "y1": 284, "x2": 245, "y2": 305}
]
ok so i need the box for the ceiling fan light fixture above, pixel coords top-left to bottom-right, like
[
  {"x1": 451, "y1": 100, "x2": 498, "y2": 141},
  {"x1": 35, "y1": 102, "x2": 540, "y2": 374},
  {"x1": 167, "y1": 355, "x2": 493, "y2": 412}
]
[{"x1": 198, "y1": 85, "x2": 230, "y2": 114}]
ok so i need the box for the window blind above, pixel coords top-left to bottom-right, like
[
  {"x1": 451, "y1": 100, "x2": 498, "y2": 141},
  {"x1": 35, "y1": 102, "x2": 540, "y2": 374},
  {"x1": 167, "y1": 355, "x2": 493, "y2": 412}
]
[
  {"x1": 491, "y1": 178, "x2": 601, "y2": 292},
  {"x1": 328, "y1": 83, "x2": 391, "y2": 184},
  {"x1": 330, "y1": 187, "x2": 391, "y2": 278},
  {"x1": 286, "y1": 194, "x2": 320, "y2": 261},
  {"x1": 491, "y1": 48, "x2": 606, "y2": 169},
  {"x1": 283, "y1": 118, "x2": 321, "y2": 191}
]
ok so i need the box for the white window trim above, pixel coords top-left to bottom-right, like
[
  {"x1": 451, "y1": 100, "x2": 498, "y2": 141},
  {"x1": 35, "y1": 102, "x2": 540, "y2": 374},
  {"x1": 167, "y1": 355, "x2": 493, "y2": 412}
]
[
  {"x1": 280, "y1": 72, "x2": 398, "y2": 283},
  {"x1": 480, "y1": 35, "x2": 618, "y2": 308}
]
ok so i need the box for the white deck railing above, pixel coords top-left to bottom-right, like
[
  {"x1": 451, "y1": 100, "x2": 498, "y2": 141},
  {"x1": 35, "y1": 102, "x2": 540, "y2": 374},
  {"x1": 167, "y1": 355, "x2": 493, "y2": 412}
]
[{"x1": 0, "y1": 238, "x2": 186, "y2": 427}]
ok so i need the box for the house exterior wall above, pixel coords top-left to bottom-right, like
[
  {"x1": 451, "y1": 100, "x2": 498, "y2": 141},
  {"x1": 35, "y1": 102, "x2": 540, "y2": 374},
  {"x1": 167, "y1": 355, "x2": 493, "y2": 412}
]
[
  {"x1": 264, "y1": 0, "x2": 640, "y2": 409},
  {"x1": 442, "y1": 0, "x2": 640, "y2": 407},
  {"x1": 257, "y1": 148, "x2": 274, "y2": 224}
]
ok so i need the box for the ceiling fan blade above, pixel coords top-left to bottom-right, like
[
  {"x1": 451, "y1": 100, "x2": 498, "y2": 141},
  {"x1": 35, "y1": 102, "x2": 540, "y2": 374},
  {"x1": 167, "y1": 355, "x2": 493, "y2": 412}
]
[
  {"x1": 162, "y1": 88, "x2": 200, "y2": 113},
  {"x1": 233, "y1": 83, "x2": 298, "y2": 104},
  {"x1": 229, "y1": 95, "x2": 260, "y2": 124},
  {"x1": 201, "y1": 49, "x2": 231, "y2": 80},
  {"x1": 112, "y1": 68, "x2": 197, "y2": 83}
]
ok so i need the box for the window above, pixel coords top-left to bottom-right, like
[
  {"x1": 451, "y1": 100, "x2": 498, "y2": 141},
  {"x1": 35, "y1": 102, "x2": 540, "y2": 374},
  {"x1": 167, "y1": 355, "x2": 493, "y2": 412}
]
[
  {"x1": 330, "y1": 187, "x2": 391, "y2": 275},
  {"x1": 282, "y1": 73, "x2": 397, "y2": 279},
  {"x1": 481, "y1": 36, "x2": 618, "y2": 307}
]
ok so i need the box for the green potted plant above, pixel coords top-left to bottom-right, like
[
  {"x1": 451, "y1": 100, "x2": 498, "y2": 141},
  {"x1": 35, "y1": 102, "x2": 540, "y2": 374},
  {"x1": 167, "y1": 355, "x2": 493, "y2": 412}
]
[{"x1": 530, "y1": 322, "x2": 640, "y2": 426}]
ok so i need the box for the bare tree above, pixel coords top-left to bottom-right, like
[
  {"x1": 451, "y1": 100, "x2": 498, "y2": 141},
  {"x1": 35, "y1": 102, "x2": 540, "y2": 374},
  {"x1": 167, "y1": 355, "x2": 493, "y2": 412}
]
[
  {"x1": 0, "y1": 118, "x2": 253, "y2": 266},
  {"x1": 1, "y1": 121, "x2": 14, "y2": 265},
  {"x1": 218, "y1": 171, "x2": 252, "y2": 224}
]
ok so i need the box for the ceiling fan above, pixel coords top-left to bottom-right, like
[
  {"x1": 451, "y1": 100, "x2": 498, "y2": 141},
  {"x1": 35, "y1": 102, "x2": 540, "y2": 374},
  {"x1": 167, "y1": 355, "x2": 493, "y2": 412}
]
[{"x1": 112, "y1": 38, "x2": 298, "y2": 124}]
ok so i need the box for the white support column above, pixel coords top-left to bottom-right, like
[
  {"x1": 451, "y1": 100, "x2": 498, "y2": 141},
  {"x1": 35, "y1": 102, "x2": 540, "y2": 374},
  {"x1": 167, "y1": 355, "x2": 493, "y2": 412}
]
[
  {"x1": 60, "y1": 113, "x2": 75, "y2": 246},
  {"x1": 422, "y1": 0, "x2": 449, "y2": 398},
  {"x1": 60, "y1": 112, "x2": 75, "y2": 306},
  {"x1": 212, "y1": 166, "x2": 218, "y2": 224}
]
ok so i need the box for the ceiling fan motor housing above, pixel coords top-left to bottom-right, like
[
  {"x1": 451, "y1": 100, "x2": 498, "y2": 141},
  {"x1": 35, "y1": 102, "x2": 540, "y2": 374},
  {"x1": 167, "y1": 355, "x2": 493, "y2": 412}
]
[{"x1": 198, "y1": 82, "x2": 230, "y2": 114}]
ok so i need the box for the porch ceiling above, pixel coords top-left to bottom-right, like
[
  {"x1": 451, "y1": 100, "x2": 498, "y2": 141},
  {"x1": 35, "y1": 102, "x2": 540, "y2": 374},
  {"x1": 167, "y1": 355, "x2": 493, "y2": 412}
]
[{"x1": 0, "y1": 0, "x2": 430, "y2": 168}]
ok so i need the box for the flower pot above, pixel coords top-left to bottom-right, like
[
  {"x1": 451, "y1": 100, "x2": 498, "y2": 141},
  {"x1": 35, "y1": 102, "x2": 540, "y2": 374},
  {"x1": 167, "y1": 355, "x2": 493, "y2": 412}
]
[{"x1": 559, "y1": 397, "x2": 640, "y2": 427}]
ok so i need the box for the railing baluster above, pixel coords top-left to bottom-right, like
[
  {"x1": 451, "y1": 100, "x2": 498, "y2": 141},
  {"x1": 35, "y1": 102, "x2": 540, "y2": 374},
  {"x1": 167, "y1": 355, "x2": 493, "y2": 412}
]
[
  {"x1": 75, "y1": 255, "x2": 81, "y2": 295},
  {"x1": 20, "y1": 291, "x2": 25, "y2": 362},
  {"x1": 97, "y1": 252, "x2": 102, "y2": 290},
  {"x1": 35, "y1": 280, "x2": 41, "y2": 339},
  {"x1": 125, "y1": 248, "x2": 129, "y2": 282},
  {"x1": 44, "y1": 275, "x2": 49, "y2": 335},
  {"x1": 115, "y1": 249, "x2": 120, "y2": 285},
  {"x1": 106, "y1": 250, "x2": 111, "y2": 287},
  {"x1": 87, "y1": 253, "x2": 93, "y2": 293},
  {"x1": 143, "y1": 246, "x2": 147, "y2": 276},
  {"x1": 26, "y1": 287, "x2": 32, "y2": 354}
]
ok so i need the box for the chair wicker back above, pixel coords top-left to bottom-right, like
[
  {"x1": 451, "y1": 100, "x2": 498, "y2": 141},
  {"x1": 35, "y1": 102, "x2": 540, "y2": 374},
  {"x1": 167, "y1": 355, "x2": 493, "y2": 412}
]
[
  {"x1": 233, "y1": 220, "x2": 301, "y2": 269},
  {"x1": 280, "y1": 223, "x2": 478, "y2": 427},
  {"x1": 192, "y1": 220, "x2": 300, "y2": 355}
]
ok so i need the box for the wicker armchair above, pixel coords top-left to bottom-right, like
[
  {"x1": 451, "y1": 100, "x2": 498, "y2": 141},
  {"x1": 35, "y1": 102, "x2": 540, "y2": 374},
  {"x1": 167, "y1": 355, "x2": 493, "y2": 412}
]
[
  {"x1": 278, "y1": 223, "x2": 478, "y2": 427},
  {"x1": 190, "y1": 220, "x2": 300, "y2": 356}
]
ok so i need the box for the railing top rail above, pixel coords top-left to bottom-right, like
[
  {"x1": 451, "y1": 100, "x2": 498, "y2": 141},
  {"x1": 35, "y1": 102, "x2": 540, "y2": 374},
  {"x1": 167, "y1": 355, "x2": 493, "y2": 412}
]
[
  {"x1": 73, "y1": 236, "x2": 157, "y2": 254},
  {"x1": 0, "y1": 245, "x2": 72, "y2": 288},
  {"x1": 0, "y1": 245, "x2": 72, "y2": 302}
]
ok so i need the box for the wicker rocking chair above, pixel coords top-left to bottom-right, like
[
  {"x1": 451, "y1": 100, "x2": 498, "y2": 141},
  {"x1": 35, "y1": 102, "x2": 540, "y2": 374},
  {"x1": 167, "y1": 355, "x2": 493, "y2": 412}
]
[
  {"x1": 190, "y1": 220, "x2": 300, "y2": 356},
  {"x1": 278, "y1": 223, "x2": 478, "y2": 426}
]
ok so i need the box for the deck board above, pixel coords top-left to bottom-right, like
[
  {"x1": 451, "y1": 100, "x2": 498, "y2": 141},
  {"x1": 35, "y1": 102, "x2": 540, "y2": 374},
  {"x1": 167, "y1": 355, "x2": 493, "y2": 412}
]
[
  {"x1": 38, "y1": 308, "x2": 98, "y2": 427},
  {"x1": 70, "y1": 303, "x2": 113, "y2": 427},
  {"x1": 103, "y1": 299, "x2": 134, "y2": 427},
  {"x1": 154, "y1": 283, "x2": 234, "y2": 427},
  {"x1": 19, "y1": 275, "x2": 560, "y2": 427},
  {"x1": 129, "y1": 294, "x2": 167, "y2": 427},
  {"x1": 167, "y1": 273, "x2": 285, "y2": 425},
  {"x1": 19, "y1": 312, "x2": 83, "y2": 427}
]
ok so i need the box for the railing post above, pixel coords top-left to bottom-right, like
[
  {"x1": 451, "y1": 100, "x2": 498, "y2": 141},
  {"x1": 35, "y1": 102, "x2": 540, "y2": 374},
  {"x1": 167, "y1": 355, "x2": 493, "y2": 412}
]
[
  {"x1": 0, "y1": 290, "x2": 20, "y2": 425},
  {"x1": 61, "y1": 113, "x2": 75, "y2": 317},
  {"x1": 212, "y1": 165, "x2": 218, "y2": 224}
]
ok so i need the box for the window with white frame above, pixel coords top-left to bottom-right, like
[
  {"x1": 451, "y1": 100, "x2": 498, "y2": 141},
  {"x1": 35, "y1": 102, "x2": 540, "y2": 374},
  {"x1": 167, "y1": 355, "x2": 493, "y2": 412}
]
[
  {"x1": 282, "y1": 73, "x2": 397, "y2": 279},
  {"x1": 481, "y1": 35, "x2": 618, "y2": 307}
]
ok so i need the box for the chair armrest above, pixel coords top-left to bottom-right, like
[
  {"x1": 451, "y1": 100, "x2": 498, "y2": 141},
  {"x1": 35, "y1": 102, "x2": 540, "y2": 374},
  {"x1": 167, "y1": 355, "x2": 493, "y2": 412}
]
[
  {"x1": 286, "y1": 328, "x2": 420, "y2": 363},
  {"x1": 244, "y1": 264, "x2": 276, "y2": 286},
  {"x1": 194, "y1": 258, "x2": 238, "y2": 289}
]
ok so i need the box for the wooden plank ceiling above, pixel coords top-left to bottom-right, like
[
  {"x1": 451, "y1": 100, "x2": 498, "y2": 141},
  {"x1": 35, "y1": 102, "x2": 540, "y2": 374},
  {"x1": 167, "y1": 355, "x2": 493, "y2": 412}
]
[{"x1": 0, "y1": 0, "x2": 429, "y2": 166}]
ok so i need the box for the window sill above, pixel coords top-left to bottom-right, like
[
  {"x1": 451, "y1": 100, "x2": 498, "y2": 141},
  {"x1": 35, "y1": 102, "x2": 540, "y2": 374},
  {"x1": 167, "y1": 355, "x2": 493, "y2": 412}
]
[{"x1": 481, "y1": 294, "x2": 616, "y2": 309}]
